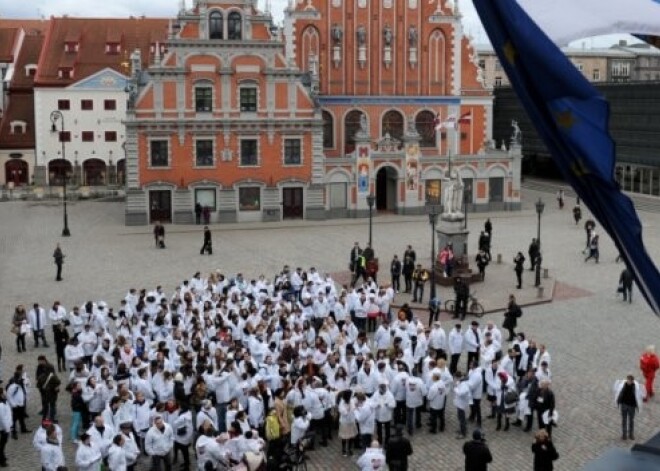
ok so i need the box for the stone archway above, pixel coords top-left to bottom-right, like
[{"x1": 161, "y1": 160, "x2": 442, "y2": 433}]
[{"x1": 375, "y1": 166, "x2": 398, "y2": 211}]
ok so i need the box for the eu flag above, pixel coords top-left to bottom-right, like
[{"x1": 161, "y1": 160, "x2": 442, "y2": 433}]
[{"x1": 473, "y1": 0, "x2": 660, "y2": 314}]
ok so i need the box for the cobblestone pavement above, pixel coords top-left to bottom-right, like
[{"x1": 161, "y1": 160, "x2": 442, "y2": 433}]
[{"x1": 1, "y1": 189, "x2": 659, "y2": 470}]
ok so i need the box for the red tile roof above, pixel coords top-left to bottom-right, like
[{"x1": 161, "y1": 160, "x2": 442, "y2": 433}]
[
  {"x1": 10, "y1": 34, "x2": 43, "y2": 90},
  {"x1": 0, "y1": 19, "x2": 48, "y2": 34},
  {"x1": 0, "y1": 28, "x2": 19, "y2": 62},
  {"x1": 35, "y1": 17, "x2": 169, "y2": 87}
]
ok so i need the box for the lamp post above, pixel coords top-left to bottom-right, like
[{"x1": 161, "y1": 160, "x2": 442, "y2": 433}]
[
  {"x1": 535, "y1": 198, "x2": 545, "y2": 287},
  {"x1": 428, "y1": 205, "x2": 439, "y2": 304},
  {"x1": 50, "y1": 110, "x2": 71, "y2": 237},
  {"x1": 366, "y1": 193, "x2": 375, "y2": 247}
]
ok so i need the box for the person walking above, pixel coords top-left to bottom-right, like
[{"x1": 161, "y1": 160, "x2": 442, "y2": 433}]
[
  {"x1": 200, "y1": 226, "x2": 212, "y2": 255},
  {"x1": 475, "y1": 250, "x2": 488, "y2": 281},
  {"x1": 153, "y1": 221, "x2": 165, "y2": 249},
  {"x1": 145, "y1": 415, "x2": 174, "y2": 470},
  {"x1": 411, "y1": 264, "x2": 429, "y2": 303},
  {"x1": 556, "y1": 190, "x2": 564, "y2": 209},
  {"x1": 385, "y1": 425, "x2": 413, "y2": 471},
  {"x1": 28, "y1": 303, "x2": 49, "y2": 348},
  {"x1": 514, "y1": 252, "x2": 525, "y2": 289},
  {"x1": 502, "y1": 294, "x2": 522, "y2": 342},
  {"x1": 583, "y1": 219, "x2": 596, "y2": 253},
  {"x1": 614, "y1": 374, "x2": 644, "y2": 440},
  {"x1": 0, "y1": 387, "x2": 11, "y2": 467},
  {"x1": 53, "y1": 244, "x2": 64, "y2": 281},
  {"x1": 390, "y1": 255, "x2": 402, "y2": 293},
  {"x1": 528, "y1": 239, "x2": 540, "y2": 272},
  {"x1": 202, "y1": 205, "x2": 211, "y2": 225},
  {"x1": 194, "y1": 202, "x2": 202, "y2": 225},
  {"x1": 531, "y1": 429, "x2": 559, "y2": 471},
  {"x1": 36, "y1": 357, "x2": 60, "y2": 422},
  {"x1": 484, "y1": 219, "x2": 492, "y2": 242},
  {"x1": 639, "y1": 346, "x2": 660, "y2": 401},
  {"x1": 463, "y1": 429, "x2": 492, "y2": 470},
  {"x1": 572, "y1": 204, "x2": 582, "y2": 225},
  {"x1": 7, "y1": 369, "x2": 30, "y2": 439},
  {"x1": 453, "y1": 371, "x2": 471, "y2": 439},
  {"x1": 619, "y1": 268, "x2": 633, "y2": 303},
  {"x1": 584, "y1": 233, "x2": 600, "y2": 263}
]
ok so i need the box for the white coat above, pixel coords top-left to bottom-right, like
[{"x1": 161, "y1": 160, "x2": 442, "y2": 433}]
[
  {"x1": 354, "y1": 401, "x2": 376, "y2": 434},
  {"x1": 427, "y1": 380, "x2": 448, "y2": 410},
  {"x1": 28, "y1": 307, "x2": 48, "y2": 331},
  {"x1": 356, "y1": 446, "x2": 386, "y2": 471},
  {"x1": 120, "y1": 431, "x2": 140, "y2": 466},
  {"x1": 391, "y1": 371, "x2": 409, "y2": 401},
  {"x1": 145, "y1": 423, "x2": 174, "y2": 456},
  {"x1": 448, "y1": 329, "x2": 464, "y2": 355},
  {"x1": 613, "y1": 379, "x2": 644, "y2": 410},
  {"x1": 0, "y1": 402, "x2": 11, "y2": 432},
  {"x1": 107, "y1": 443, "x2": 127, "y2": 471},
  {"x1": 247, "y1": 396, "x2": 265, "y2": 428},
  {"x1": 173, "y1": 411, "x2": 194, "y2": 446},
  {"x1": 196, "y1": 435, "x2": 228, "y2": 471},
  {"x1": 40, "y1": 442, "x2": 65, "y2": 471},
  {"x1": 290, "y1": 414, "x2": 311, "y2": 445},
  {"x1": 75, "y1": 442, "x2": 102, "y2": 471},
  {"x1": 463, "y1": 328, "x2": 481, "y2": 354},
  {"x1": 467, "y1": 367, "x2": 484, "y2": 401},
  {"x1": 370, "y1": 390, "x2": 395, "y2": 422},
  {"x1": 453, "y1": 380, "x2": 472, "y2": 411},
  {"x1": 6, "y1": 382, "x2": 27, "y2": 408},
  {"x1": 88, "y1": 423, "x2": 115, "y2": 457},
  {"x1": 428, "y1": 327, "x2": 447, "y2": 350},
  {"x1": 404, "y1": 376, "x2": 427, "y2": 408}
]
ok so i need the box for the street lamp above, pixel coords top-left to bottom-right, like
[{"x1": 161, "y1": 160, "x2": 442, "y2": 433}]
[
  {"x1": 366, "y1": 193, "x2": 376, "y2": 247},
  {"x1": 428, "y1": 205, "x2": 439, "y2": 305},
  {"x1": 50, "y1": 110, "x2": 71, "y2": 237},
  {"x1": 535, "y1": 197, "x2": 545, "y2": 248}
]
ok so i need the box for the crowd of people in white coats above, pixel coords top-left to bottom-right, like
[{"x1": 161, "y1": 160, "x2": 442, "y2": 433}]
[{"x1": 3, "y1": 264, "x2": 559, "y2": 470}]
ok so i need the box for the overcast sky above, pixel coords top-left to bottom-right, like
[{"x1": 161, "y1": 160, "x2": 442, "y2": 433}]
[{"x1": 0, "y1": 0, "x2": 632, "y2": 48}]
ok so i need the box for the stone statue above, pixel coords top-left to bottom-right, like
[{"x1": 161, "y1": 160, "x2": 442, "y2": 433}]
[
  {"x1": 331, "y1": 23, "x2": 343, "y2": 45},
  {"x1": 359, "y1": 113, "x2": 368, "y2": 133},
  {"x1": 383, "y1": 24, "x2": 393, "y2": 46},
  {"x1": 442, "y1": 170, "x2": 464, "y2": 218},
  {"x1": 407, "y1": 115, "x2": 417, "y2": 135},
  {"x1": 408, "y1": 25, "x2": 418, "y2": 48},
  {"x1": 356, "y1": 25, "x2": 367, "y2": 46},
  {"x1": 511, "y1": 119, "x2": 522, "y2": 145}
]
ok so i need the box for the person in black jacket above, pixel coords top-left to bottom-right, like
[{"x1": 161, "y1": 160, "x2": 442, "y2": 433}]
[
  {"x1": 532, "y1": 429, "x2": 559, "y2": 471},
  {"x1": 463, "y1": 429, "x2": 492, "y2": 471},
  {"x1": 402, "y1": 255, "x2": 415, "y2": 294},
  {"x1": 535, "y1": 380, "x2": 556, "y2": 437},
  {"x1": 514, "y1": 252, "x2": 526, "y2": 289},
  {"x1": 390, "y1": 255, "x2": 402, "y2": 293},
  {"x1": 619, "y1": 268, "x2": 633, "y2": 303},
  {"x1": 502, "y1": 295, "x2": 522, "y2": 341},
  {"x1": 200, "y1": 226, "x2": 212, "y2": 255},
  {"x1": 386, "y1": 425, "x2": 413, "y2": 471}
]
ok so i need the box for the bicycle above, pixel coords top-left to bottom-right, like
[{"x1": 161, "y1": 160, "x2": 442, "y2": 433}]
[{"x1": 444, "y1": 292, "x2": 485, "y2": 318}]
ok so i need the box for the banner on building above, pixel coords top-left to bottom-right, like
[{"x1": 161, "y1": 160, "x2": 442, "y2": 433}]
[
  {"x1": 356, "y1": 144, "x2": 371, "y2": 194},
  {"x1": 405, "y1": 143, "x2": 420, "y2": 191}
]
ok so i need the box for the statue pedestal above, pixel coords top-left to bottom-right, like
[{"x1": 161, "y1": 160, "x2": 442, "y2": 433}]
[{"x1": 435, "y1": 216, "x2": 481, "y2": 286}]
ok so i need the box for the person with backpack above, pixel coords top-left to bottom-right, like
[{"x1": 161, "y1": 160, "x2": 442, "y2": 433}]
[
  {"x1": 496, "y1": 372, "x2": 518, "y2": 432},
  {"x1": 502, "y1": 295, "x2": 523, "y2": 342},
  {"x1": 36, "y1": 356, "x2": 61, "y2": 422}
]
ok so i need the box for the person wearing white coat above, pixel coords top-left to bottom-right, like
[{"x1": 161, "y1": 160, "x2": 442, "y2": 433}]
[
  {"x1": 0, "y1": 388, "x2": 11, "y2": 467},
  {"x1": 371, "y1": 381, "x2": 395, "y2": 445},
  {"x1": 173, "y1": 407, "x2": 194, "y2": 468},
  {"x1": 28, "y1": 303, "x2": 49, "y2": 347},
  {"x1": 428, "y1": 322, "x2": 447, "y2": 359},
  {"x1": 75, "y1": 432, "x2": 103, "y2": 471},
  {"x1": 453, "y1": 372, "x2": 472, "y2": 439},
  {"x1": 354, "y1": 392, "x2": 376, "y2": 449},
  {"x1": 495, "y1": 371, "x2": 517, "y2": 431},
  {"x1": 118, "y1": 422, "x2": 140, "y2": 471},
  {"x1": 427, "y1": 372, "x2": 448, "y2": 434},
  {"x1": 448, "y1": 324, "x2": 464, "y2": 375},
  {"x1": 40, "y1": 433, "x2": 65, "y2": 471},
  {"x1": 87, "y1": 415, "x2": 115, "y2": 459},
  {"x1": 356, "y1": 440, "x2": 386, "y2": 471},
  {"x1": 614, "y1": 375, "x2": 644, "y2": 440},
  {"x1": 467, "y1": 362, "x2": 484, "y2": 428},
  {"x1": 145, "y1": 416, "x2": 174, "y2": 470},
  {"x1": 108, "y1": 435, "x2": 128, "y2": 471},
  {"x1": 404, "y1": 375, "x2": 426, "y2": 435}
]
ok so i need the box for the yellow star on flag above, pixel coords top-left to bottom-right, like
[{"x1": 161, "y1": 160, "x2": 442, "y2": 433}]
[
  {"x1": 503, "y1": 41, "x2": 517, "y2": 65},
  {"x1": 555, "y1": 110, "x2": 576, "y2": 129}
]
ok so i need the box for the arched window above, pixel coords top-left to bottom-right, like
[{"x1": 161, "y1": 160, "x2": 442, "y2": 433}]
[
  {"x1": 344, "y1": 110, "x2": 364, "y2": 155},
  {"x1": 416, "y1": 110, "x2": 437, "y2": 148},
  {"x1": 209, "y1": 11, "x2": 223, "y2": 39},
  {"x1": 322, "y1": 110, "x2": 334, "y2": 149},
  {"x1": 228, "y1": 12, "x2": 242, "y2": 40},
  {"x1": 381, "y1": 110, "x2": 404, "y2": 141}
]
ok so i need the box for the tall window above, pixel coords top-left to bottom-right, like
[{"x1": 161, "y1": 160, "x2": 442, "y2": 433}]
[
  {"x1": 381, "y1": 110, "x2": 404, "y2": 141},
  {"x1": 344, "y1": 110, "x2": 364, "y2": 154},
  {"x1": 284, "y1": 139, "x2": 302, "y2": 165},
  {"x1": 322, "y1": 110, "x2": 334, "y2": 149},
  {"x1": 195, "y1": 140, "x2": 214, "y2": 167},
  {"x1": 150, "y1": 140, "x2": 169, "y2": 167},
  {"x1": 240, "y1": 87, "x2": 257, "y2": 112},
  {"x1": 593, "y1": 69, "x2": 600, "y2": 81},
  {"x1": 209, "y1": 11, "x2": 223, "y2": 39},
  {"x1": 195, "y1": 86, "x2": 213, "y2": 112},
  {"x1": 415, "y1": 110, "x2": 436, "y2": 148},
  {"x1": 240, "y1": 139, "x2": 258, "y2": 166},
  {"x1": 228, "y1": 12, "x2": 242, "y2": 40},
  {"x1": 494, "y1": 76, "x2": 502, "y2": 87}
]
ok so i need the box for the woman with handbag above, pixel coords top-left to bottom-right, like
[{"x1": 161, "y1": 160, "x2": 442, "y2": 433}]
[{"x1": 11, "y1": 305, "x2": 28, "y2": 353}]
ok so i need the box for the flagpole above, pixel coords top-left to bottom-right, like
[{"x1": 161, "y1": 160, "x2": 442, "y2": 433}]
[{"x1": 469, "y1": 107, "x2": 474, "y2": 155}]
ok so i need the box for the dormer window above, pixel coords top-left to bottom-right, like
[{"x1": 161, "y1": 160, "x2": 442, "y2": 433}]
[
  {"x1": 64, "y1": 41, "x2": 79, "y2": 53},
  {"x1": 9, "y1": 121, "x2": 27, "y2": 134},
  {"x1": 106, "y1": 42, "x2": 121, "y2": 55},
  {"x1": 228, "y1": 12, "x2": 242, "y2": 40},
  {"x1": 209, "y1": 11, "x2": 223, "y2": 39},
  {"x1": 58, "y1": 67, "x2": 73, "y2": 79},
  {"x1": 24, "y1": 64, "x2": 37, "y2": 77}
]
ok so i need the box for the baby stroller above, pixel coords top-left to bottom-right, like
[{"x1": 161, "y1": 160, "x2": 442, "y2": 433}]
[{"x1": 277, "y1": 438, "x2": 310, "y2": 471}]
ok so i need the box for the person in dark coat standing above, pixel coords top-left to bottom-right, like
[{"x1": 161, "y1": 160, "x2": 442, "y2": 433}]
[
  {"x1": 402, "y1": 254, "x2": 415, "y2": 294},
  {"x1": 200, "y1": 226, "x2": 212, "y2": 255},
  {"x1": 532, "y1": 429, "x2": 559, "y2": 471},
  {"x1": 502, "y1": 294, "x2": 522, "y2": 341},
  {"x1": 514, "y1": 252, "x2": 526, "y2": 289},
  {"x1": 484, "y1": 219, "x2": 492, "y2": 241},
  {"x1": 390, "y1": 255, "x2": 402, "y2": 293},
  {"x1": 194, "y1": 202, "x2": 202, "y2": 225},
  {"x1": 385, "y1": 425, "x2": 413, "y2": 471},
  {"x1": 53, "y1": 244, "x2": 64, "y2": 281},
  {"x1": 528, "y1": 239, "x2": 540, "y2": 271},
  {"x1": 153, "y1": 221, "x2": 165, "y2": 248},
  {"x1": 619, "y1": 268, "x2": 633, "y2": 303},
  {"x1": 463, "y1": 429, "x2": 492, "y2": 471}
]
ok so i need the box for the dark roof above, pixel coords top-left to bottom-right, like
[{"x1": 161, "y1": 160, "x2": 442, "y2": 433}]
[
  {"x1": 35, "y1": 17, "x2": 169, "y2": 87},
  {"x1": 0, "y1": 28, "x2": 19, "y2": 62}
]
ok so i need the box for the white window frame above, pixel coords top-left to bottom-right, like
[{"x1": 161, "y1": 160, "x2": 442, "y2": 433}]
[
  {"x1": 238, "y1": 186, "x2": 261, "y2": 212},
  {"x1": 194, "y1": 81, "x2": 214, "y2": 113},
  {"x1": 282, "y1": 136, "x2": 303, "y2": 166},
  {"x1": 238, "y1": 136, "x2": 260, "y2": 167},
  {"x1": 194, "y1": 137, "x2": 216, "y2": 168},
  {"x1": 238, "y1": 83, "x2": 259, "y2": 113},
  {"x1": 148, "y1": 137, "x2": 171, "y2": 169}
]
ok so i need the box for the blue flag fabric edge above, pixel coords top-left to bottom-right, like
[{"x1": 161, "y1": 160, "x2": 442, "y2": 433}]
[{"x1": 473, "y1": 0, "x2": 660, "y2": 314}]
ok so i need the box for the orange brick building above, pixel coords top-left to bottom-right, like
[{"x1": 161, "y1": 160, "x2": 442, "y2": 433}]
[
  {"x1": 125, "y1": 0, "x2": 322, "y2": 224},
  {"x1": 286, "y1": 0, "x2": 521, "y2": 216}
]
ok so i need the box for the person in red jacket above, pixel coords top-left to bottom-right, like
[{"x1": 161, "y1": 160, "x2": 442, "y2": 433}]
[{"x1": 640, "y1": 345, "x2": 660, "y2": 401}]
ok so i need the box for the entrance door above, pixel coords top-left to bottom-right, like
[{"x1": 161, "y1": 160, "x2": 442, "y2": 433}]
[
  {"x1": 149, "y1": 190, "x2": 172, "y2": 223},
  {"x1": 5, "y1": 159, "x2": 28, "y2": 186},
  {"x1": 376, "y1": 167, "x2": 398, "y2": 211},
  {"x1": 282, "y1": 187, "x2": 303, "y2": 219}
]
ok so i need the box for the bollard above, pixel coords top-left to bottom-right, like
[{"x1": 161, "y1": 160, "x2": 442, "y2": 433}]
[
  {"x1": 497, "y1": 253, "x2": 502, "y2": 264},
  {"x1": 537, "y1": 286, "x2": 544, "y2": 298},
  {"x1": 543, "y1": 268, "x2": 549, "y2": 279}
]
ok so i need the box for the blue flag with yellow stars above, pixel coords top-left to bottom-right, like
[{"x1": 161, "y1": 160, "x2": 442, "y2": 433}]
[{"x1": 473, "y1": 0, "x2": 660, "y2": 314}]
